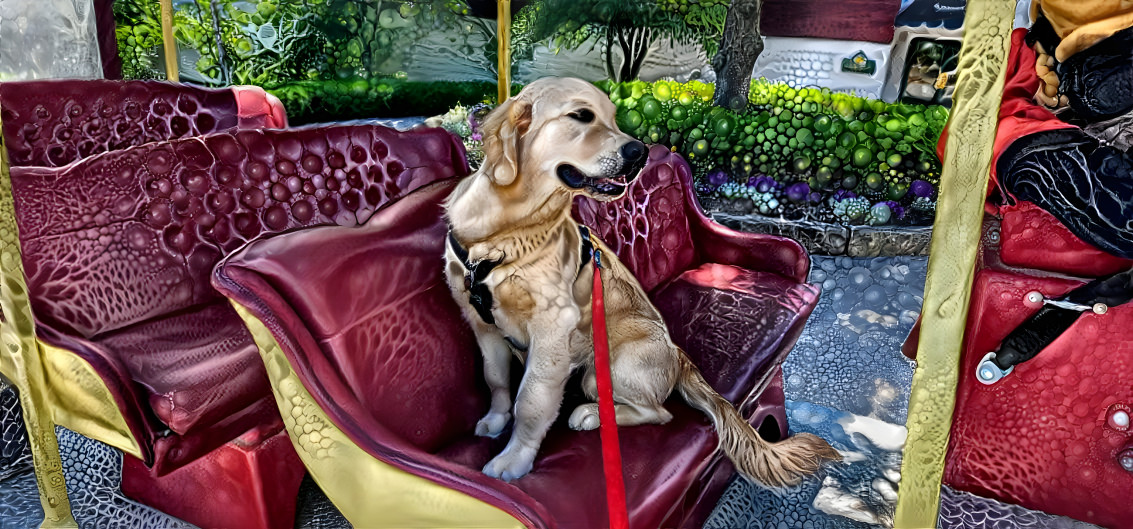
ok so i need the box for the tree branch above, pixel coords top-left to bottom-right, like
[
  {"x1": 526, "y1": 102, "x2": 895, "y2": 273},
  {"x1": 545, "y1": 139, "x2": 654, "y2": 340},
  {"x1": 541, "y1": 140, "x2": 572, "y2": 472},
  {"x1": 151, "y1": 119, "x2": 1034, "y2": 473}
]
[
  {"x1": 605, "y1": 28, "x2": 617, "y2": 81},
  {"x1": 616, "y1": 25, "x2": 632, "y2": 82}
]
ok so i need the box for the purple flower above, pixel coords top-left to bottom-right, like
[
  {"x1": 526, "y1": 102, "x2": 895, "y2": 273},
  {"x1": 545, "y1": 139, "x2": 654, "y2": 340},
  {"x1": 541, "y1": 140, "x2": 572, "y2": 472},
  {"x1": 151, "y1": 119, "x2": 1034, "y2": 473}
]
[
  {"x1": 470, "y1": 132, "x2": 483, "y2": 142},
  {"x1": 467, "y1": 103, "x2": 491, "y2": 134},
  {"x1": 910, "y1": 179, "x2": 935, "y2": 199},
  {"x1": 707, "y1": 169, "x2": 730, "y2": 188},
  {"x1": 747, "y1": 175, "x2": 779, "y2": 193},
  {"x1": 786, "y1": 182, "x2": 810, "y2": 202},
  {"x1": 833, "y1": 189, "x2": 858, "y2": 201}
]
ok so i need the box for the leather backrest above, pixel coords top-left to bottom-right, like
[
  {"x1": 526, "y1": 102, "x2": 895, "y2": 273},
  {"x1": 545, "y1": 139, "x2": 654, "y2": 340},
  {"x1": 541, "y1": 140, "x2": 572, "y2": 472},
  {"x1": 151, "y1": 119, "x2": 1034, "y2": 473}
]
[
  {"x1": 999, "y1": 201, "x2": 1133, "y2": 277},
  {"x1": 11, "y1": 125, "x2": 469, "y2": 338},
  {"x1": 0, "y1": 80, "x2": 245, "y2": 168},
  {"x1": 572, "y1": 145, "x2": 697, "y2": 292}
]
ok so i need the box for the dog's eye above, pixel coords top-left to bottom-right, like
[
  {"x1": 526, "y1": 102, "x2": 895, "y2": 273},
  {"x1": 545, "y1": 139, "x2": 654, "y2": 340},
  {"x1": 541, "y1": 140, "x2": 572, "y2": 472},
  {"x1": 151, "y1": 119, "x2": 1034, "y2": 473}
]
[{"x1": 568, "y1": 109, "x2": 595, "y2": 123}]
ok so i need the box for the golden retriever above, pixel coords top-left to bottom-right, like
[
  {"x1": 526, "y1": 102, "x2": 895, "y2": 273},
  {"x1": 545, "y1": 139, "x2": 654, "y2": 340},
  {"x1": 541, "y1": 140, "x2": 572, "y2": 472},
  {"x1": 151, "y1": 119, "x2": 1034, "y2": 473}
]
[{"x1": 443, "y1": 77, "x2": 841, "y2": 485}]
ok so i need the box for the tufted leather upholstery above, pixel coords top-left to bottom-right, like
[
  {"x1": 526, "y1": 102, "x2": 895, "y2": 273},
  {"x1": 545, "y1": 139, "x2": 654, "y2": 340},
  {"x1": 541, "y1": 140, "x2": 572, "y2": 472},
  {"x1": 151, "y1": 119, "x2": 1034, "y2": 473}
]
[
  {"x1": 0, "y1": 80, "x2": 283, "y2": 169},
  {"x1": 214, "y1": 146, "x2": 818, "y2": 528},
  {"x1": 573, "y1": 146, "x2": 811, "y2": 289},
  {"x1": 8, "y1": 123, "x2": 470, "y2": 474}
]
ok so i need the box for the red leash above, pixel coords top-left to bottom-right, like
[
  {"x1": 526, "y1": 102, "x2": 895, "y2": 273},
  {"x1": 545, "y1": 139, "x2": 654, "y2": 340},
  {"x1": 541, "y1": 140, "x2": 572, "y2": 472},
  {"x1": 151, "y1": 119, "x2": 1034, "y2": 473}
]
[{"x1": 590, "y1": 248, "x2": 630, "y2": 529}]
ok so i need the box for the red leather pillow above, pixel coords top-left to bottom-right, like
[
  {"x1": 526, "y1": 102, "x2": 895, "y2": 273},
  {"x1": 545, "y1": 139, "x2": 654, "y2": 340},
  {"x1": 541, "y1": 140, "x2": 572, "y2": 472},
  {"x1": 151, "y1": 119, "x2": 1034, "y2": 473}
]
[
  {"x1": 215, "y1": 179, "x2": 486, "y2": 453},
  {"x1": 999, "y1": 201, "x2": 1133, "y2": 277}
]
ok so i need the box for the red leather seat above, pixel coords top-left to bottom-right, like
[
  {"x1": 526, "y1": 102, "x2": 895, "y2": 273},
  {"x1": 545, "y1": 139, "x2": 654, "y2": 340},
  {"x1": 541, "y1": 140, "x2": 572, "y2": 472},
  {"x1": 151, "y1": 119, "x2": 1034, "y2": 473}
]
[
  {"x1": 213, "y1": 146, "x2": 819, "y2": 528},
  {"x1": 946, "y1": 267, "x2": 1133, "y2": 529},
  {"x1": 7, "y1": 119, "x2": 469, "y2": 528}
]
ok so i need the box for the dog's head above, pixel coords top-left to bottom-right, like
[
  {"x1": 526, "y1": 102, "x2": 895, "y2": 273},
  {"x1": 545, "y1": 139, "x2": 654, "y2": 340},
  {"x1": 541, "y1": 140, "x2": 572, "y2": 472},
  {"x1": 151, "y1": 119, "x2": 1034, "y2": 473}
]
[{"x1": 478, "y1": 77, "x2": 647, "y2": 202}]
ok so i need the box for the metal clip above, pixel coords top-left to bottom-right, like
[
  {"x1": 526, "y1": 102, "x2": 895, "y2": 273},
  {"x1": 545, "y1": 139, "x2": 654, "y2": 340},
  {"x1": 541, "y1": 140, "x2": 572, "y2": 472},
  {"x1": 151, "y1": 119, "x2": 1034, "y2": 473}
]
[
  {"x1": 1043, "y1": 298, "x2": 1093, "y2": 312},
  {"x1": 976, "y1": 352, "x2": 1013, "y2": 385},
  {"x1": 1037, "y1": 299, "x2": 1110, "y2": 314}
]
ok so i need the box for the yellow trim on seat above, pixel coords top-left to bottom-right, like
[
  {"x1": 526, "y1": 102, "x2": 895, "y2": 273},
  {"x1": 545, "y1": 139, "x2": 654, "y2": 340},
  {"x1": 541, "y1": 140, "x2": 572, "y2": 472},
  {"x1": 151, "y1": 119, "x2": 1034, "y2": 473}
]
[
  {"x1": 231, "y1": 301, "x2": 525, "y2": 529},
  {"x1": 0, "y1": 108, "x2": 78, "y2": 528},
  {"x1": 894, "y1": 2, "x2": 1016, "y2": 527},
  {"x1": 40, "y1": 341, "x2": 142, "y2": 460}
]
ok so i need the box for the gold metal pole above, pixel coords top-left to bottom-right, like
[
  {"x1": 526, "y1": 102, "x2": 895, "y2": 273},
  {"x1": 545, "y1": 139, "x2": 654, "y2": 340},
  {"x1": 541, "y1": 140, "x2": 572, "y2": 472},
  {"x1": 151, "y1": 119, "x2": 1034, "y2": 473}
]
[
  {"x1": 159, "y1": 0, "x2": 179, "y2": 81},
  {"x1": 893, "y1": 2, "x2": 1016, "y2": 527},
  {"x1": 497, "y1": 0, "x2": 511, "y2": 103},
  {"x1": 0, "y1": 108, "x2": 78, "y2": 528}
]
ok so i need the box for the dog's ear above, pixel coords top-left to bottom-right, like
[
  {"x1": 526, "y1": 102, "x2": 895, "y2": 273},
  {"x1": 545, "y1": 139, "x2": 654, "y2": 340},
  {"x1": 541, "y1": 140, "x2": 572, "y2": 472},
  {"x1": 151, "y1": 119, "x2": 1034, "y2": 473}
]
[{"x1": 479, "y1": 97, "x2": 532, "y2": 186}]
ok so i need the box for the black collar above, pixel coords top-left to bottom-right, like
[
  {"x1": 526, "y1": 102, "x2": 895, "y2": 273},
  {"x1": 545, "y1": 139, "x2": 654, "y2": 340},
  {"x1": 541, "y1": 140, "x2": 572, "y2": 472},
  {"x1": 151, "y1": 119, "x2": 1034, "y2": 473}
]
[{"x1": 448, "y1": 225, "x2": 594, "y2": 325}]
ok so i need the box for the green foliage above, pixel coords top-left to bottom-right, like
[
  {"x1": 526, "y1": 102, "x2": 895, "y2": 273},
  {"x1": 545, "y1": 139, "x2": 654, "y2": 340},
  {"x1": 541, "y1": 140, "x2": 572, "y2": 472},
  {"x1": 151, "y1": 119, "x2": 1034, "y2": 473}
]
[
  {"x1": 512, "y1": 0, "x2": 725, "y2": 80},
  {"x1": 113, "y1": 0, "x2": 164, "y2": 79},
  {"x1": 268, "y1": 77, "x2": 503, "y2": 124},
  {"x1": 520, "y1": 0, "x2": 684, "y2": 46},
  {"x1": 213, "y1": 0, "x2": 329, "y2": 86},
  {"x1": 115, "y1": 1, "x2": 492, "y2": 82},
  {"x1": 114, "y1": 0, "x2": 504, "y2": 122},
  {"x1": 657, "y1": 0, "x2": 729, "y2": 57},
  {"x1": 173, "y1": 1, "x2": 227, "y2": 83},
  {"x1": 307, "y1": 0, "x2": 495, "y2": 80},
  {"x1": 602, "y1": 79, "x2": 950, "y2": 224}
]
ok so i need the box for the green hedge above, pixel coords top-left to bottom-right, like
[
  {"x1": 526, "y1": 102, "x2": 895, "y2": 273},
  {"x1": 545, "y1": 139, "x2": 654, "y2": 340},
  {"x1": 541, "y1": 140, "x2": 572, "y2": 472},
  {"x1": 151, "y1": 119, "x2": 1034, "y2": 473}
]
[
  {"x1": 267, "y1": 77, "x2": 511, "y2": 124},
  {"x1": 599, "y1": 79, "x2": 949, "y2": 225}
]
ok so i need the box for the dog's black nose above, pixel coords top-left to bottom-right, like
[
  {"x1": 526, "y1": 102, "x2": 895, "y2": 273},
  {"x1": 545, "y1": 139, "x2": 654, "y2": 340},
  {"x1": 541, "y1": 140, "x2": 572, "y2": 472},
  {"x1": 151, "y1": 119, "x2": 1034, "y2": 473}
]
[{"x1": 620, "y1": 140, "x2": 646, "y2": 162}]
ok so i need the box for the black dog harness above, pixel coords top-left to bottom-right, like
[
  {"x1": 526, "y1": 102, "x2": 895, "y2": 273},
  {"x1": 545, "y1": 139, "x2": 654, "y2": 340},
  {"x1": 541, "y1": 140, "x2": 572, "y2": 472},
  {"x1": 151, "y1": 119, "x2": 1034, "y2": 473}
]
[{"x1": 448, "y1": 225, "x2": 594, "y2": 325}]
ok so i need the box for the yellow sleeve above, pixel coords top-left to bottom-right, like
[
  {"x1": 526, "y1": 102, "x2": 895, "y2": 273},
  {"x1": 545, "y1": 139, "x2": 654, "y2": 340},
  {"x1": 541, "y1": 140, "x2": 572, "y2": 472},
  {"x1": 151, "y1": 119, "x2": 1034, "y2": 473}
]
[{"x1": 1032, "y1": 0, "x2": 1133, "y2": 60}]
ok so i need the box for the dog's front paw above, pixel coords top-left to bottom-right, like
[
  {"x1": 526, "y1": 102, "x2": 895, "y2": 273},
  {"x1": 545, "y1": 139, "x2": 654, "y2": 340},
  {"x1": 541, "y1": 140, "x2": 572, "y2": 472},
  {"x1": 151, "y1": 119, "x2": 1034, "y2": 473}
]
[
  {"x1": 475, "y1": 411, "x2": 511, "y2": 438},
  {"x1": 568, "y1": 403, "x2": 600, "y2": 431},
  {"x1": 482, "y1": 445, "x2": 537, "y2": 482}
]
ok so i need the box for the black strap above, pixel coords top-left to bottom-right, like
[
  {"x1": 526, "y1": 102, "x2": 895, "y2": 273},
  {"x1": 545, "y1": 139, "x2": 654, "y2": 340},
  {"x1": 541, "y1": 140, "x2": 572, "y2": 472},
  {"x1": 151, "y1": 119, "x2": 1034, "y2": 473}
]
[
  {"x1": 993, "y1": 267, "x2": 1133, "y2": 371},
  {"x1": 993, "y1": 305, "x2": 1081, "y2": 369},
  {"x1": 448, "y1": 230, "x2": 471, "y2": 265},
  {"x1": 579, "y1": 226, "x2": 593, "y2": 272},
  {"x1": 449, "y1": 225, "x2": 595, "y2": 326},
  {"x1": 449, "y1": 231, "x2": 503, "y2": 325}
]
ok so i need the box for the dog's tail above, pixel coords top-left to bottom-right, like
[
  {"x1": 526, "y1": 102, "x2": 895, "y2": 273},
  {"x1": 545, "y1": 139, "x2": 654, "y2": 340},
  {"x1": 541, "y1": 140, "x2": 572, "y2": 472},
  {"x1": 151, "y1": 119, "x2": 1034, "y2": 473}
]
[{"x1": 675, "y1": 353, "x2": 842, "y2": 487}]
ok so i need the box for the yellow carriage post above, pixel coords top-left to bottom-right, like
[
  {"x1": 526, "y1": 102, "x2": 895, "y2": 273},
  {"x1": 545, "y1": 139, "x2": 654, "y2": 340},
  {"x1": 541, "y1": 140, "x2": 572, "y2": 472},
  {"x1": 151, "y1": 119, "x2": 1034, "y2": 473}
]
[
  {"x1": 160, "y1": 0, "x2": 179, "y2": 82},
  {"x1": 0, "y1": 106, "x2": 78, "y2": 528},
  {"x1": 894, "y1": 1, "x2": 1017, "y2": 527},
  {"x1": 498, "y1": 0, "x2": 512, "y2": 104}
]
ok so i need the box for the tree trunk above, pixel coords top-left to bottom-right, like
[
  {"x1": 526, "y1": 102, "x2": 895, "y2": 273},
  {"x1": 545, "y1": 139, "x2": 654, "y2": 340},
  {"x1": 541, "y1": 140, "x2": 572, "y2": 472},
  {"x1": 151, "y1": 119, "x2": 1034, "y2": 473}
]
[
  {"x1": 606, "y1": 26, "x2": 652, "y2": 83},
  {"x1": 712, "y1": 0, "x2": 764, "y2": 111}
]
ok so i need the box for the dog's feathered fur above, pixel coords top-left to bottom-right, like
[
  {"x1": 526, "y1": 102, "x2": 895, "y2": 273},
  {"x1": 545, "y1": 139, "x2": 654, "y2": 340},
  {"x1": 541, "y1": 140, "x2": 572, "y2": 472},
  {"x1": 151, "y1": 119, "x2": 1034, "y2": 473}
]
[{"x1": 444, "y1": 77, "x2": 841, "y2": 486}]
